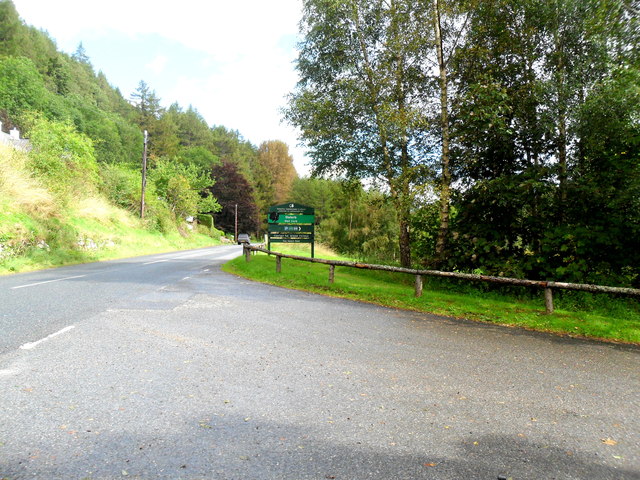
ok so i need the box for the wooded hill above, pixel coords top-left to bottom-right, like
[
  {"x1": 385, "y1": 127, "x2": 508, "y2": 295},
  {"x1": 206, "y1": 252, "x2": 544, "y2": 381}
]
[{"x1": 0, "y1": 0, "x2": 298, "y2": 246}]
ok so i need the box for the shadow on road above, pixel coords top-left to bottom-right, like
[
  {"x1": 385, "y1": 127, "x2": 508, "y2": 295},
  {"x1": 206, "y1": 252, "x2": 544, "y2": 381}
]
[{"x1": 3, "y1": 412, "x2": 637, "y2": 480}]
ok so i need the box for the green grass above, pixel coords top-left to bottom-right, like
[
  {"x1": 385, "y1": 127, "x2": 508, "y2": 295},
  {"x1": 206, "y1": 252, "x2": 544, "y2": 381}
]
[{"x1": 223, "y1": 252, "x2": 640, "y2": 345}]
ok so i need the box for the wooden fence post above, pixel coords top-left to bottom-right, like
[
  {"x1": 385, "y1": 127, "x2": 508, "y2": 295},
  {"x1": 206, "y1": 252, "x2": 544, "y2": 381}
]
[
  {"x1": 276, "y1": 255, "x2": 282, "y2": 274},
  {"x1": 415, "y1": 275, "x2": 423, "y2": 298},
  {"x1": 329, "y1": 265, "x2": 335, "y2": 284},
  {"x1": 544, "y1": 287, "x2": 554, "y2": 314},
  {"x1": 244, "y1": 245, "x2": 251, "y2": 262}
]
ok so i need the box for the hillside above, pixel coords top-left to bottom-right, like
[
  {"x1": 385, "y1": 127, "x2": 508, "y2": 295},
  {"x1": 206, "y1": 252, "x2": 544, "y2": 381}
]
[
  {"x1": 0, "y1": 0, "x2": 301, "y2": 273},
  {"x1": 0, "y1": 139, "x2": 224, "y2": 274}
]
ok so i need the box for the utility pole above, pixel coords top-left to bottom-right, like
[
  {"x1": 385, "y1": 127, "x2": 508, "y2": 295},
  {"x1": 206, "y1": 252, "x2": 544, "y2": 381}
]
[
  {"x1": 234, "y1": 203, "x2": 238, "y2": 243},
  {"x1": 140, "y1": 130, "x2": 148, "y2": 219}
]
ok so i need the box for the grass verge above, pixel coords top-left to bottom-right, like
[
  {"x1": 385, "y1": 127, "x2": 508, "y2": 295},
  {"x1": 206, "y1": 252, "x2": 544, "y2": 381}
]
[
  {"x1": 223, "y1": 250, "x2": 640, "y2": 345},
  {"x1": 0, "y1": 196, "x2": 223, "y2": 275}
]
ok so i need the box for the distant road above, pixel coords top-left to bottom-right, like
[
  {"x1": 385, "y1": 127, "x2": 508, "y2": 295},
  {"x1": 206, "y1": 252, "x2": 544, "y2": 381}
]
[
  {"x1": 0, "y1": 245, "x2": 241, "y2": 354},
  {"x1": 1, "y1": 245, "x2": 638, "y2": 479}
]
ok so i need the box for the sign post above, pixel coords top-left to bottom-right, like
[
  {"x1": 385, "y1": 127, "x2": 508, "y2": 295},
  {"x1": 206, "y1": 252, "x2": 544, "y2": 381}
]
[{"x1": 267, "y1": 203, "x2": 315, "y2": 258}]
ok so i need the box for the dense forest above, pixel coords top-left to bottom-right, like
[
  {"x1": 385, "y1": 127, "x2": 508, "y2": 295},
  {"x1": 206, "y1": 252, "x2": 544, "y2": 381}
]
[
  {"x1": 1, "y1": 0, "x2": 639, "y2": 288},
  {"x1": 286, "y1": 0, "x2": 639, "y2": 287}
]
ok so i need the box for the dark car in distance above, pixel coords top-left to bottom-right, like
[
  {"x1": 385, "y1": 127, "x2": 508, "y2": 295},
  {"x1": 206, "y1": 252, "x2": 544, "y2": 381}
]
[{"x1": 237, "y1": 233, "x2": 250, "y2": 245}]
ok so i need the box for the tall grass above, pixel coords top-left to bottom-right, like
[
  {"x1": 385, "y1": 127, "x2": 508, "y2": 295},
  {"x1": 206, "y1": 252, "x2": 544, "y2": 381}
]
[{"x1": 0, "y1": 144, "x2": 56, "y2": 216}]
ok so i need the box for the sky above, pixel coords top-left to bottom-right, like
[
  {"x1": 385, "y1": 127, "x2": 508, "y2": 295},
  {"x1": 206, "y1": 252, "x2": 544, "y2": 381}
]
[{"x1": 11, "y1": 0, "x2": 310, "y2": 175}]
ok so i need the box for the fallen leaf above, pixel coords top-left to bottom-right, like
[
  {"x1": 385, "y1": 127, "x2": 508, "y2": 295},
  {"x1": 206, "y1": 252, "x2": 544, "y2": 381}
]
[
  {"x1": 602, "y1": 438, "x2": 618, "y2": 446},
  {"x1": 423, "y1": 462, "x2": 437, "y2": 467}
]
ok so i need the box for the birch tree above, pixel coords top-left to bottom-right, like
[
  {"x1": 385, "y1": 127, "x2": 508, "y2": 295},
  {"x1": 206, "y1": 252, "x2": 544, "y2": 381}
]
[{"x1": 286, "y1": 0, "x2": 432, "y2": 267}]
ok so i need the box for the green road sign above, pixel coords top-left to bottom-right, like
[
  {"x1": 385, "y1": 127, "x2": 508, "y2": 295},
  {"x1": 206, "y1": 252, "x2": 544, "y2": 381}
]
[
  {"x1": 270, "y1": 239, "x2": 312, "y2": 244},
  {"x1": 268, "y1": 214, "x2": 315, "y2": 224},
  {"x1": 269, "y1": 233, "x2": 314, "y2": 242},
  {"x1": 269, "y1": 235, "x2": 314, "y2": 243},
  {"x1": 268, "y1": 203, "x2": 314, "y2": 215},
  {"x1": 267, "y1": 203, "x2": 316, "y2": 257},
  {"x1": 268, "y1": 224, "x2": 314, "y2": 233}
]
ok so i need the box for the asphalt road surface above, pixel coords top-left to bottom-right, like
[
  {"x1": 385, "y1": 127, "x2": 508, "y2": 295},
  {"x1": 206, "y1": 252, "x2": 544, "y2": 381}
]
[{"x1": 1, "y1": 245, "x2": 638, "y2": 479}]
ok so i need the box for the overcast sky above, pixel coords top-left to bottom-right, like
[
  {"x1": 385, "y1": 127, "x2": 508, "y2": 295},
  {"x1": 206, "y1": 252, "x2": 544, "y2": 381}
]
[{"x1": 12, "y1": 0, "x2": 310, "y2": 175}]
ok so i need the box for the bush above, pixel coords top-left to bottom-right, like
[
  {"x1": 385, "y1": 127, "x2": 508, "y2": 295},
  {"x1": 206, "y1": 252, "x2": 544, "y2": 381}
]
[
  {"x1": 197, "y1": 214, "x2": 214, "y2": 230},
  {"x1": 150, "y1": 159, "x2": 219, "y2": 219},
  {"x1": 26, "y1": 116, "x2": 99, "y2": 198},
  {"x1": 99, "y1": 163, "x2": 174, "y2": 233},
  {"x1": 99, "y1": 164, "x2": 140, "y2": 213}
]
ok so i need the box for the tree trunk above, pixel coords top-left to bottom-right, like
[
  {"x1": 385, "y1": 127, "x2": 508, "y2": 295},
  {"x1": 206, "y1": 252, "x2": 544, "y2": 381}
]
[
  {"x1": 432, "y1": 0, "x2": 451, "y2": 266},
  {"x1": 389, "y1": 176, "x2": 412, "y2": 268},
  {"x1": 399, "y1": 216, "x2": 412, "y2": 268}
]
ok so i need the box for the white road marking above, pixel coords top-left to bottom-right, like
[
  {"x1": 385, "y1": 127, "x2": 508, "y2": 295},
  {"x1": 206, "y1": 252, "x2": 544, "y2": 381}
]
[
  {"x1": 7, "y1": 247, "x2": 236, "y2": 290},
  {"x1": 142, "y1": 251, "x2": 215, "y2": 264},
  {"x1": 12, "y1": 275, "x2": 87, "y2": 290},
  {"x1": 217, "y1": 251, "x2": 243, "y2": 261},
  {"x1": 172, "y1": 250, "x2": 229, "y2": 260},
  {"x1": 19, "y1": 325, "x2": 76, "y2": 350},
  {"x1": 0, "y1": 367, "x2": 21, "y2": 377},
  {"x1": 172, "y1": 252, "x2": 206, "y2": 259}
]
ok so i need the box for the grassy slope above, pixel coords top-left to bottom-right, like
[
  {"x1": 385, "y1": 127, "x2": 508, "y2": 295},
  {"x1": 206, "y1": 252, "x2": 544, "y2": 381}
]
[
  {"x1": 0, "y1": 144, "x2": 221, "y2": 274},
  {"x1": 223, "y1": 249, "x2": 640, "y2": 345}
]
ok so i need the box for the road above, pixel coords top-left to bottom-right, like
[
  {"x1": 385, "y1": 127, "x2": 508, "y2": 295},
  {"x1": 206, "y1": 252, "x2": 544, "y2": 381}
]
[{"x1": 0, "y1": 245, "x2": 638, "y2": 479}]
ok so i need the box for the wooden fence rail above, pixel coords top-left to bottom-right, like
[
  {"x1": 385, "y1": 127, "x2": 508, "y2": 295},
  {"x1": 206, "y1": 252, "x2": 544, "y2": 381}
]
[{"x1": 243, "y1": 245, "x2": 640, "y2": 314}]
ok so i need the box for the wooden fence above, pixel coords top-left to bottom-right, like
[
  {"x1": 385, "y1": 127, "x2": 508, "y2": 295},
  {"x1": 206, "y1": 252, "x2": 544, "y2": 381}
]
[{"x1": 243, "y1": 245, "x2": 640, "y2": 314}]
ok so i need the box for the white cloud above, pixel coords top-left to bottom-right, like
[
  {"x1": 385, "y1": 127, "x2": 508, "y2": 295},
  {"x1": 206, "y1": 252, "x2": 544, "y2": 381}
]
[
  {"x1": 15, "y1": 0, "x2": 302, "y2": 61},
  {"x1": 146, "y1": 54, "x2": 168, "y2": 75}
]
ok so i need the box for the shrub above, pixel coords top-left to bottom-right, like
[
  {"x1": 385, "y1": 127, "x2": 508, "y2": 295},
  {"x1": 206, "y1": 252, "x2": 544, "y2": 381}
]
[
  {"x1": 26, "y1": 116, "x2": 99, "y2": 198},
  {"x1": 99, "y1": 163, "x2": 174, "y2": 233}
]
